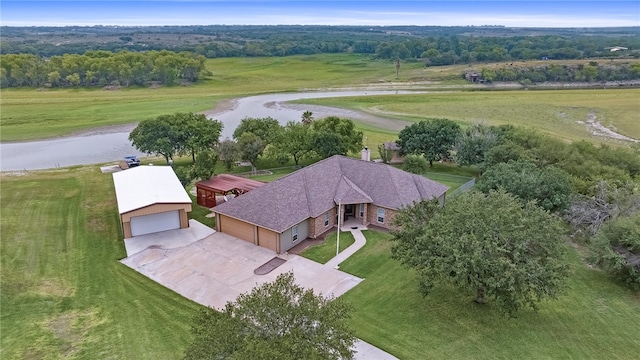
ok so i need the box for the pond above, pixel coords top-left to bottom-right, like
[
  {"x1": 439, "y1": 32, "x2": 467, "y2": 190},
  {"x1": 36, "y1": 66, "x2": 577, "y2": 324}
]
[{"x1": 0, "y1": 90, "x2": 419, "y2": 171}]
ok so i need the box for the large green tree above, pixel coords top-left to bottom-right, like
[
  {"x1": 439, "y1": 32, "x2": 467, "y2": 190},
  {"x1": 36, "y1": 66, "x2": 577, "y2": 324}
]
[
  {"x1": 129, "y1": 112, "x2": 222, "y2": 164},
  {"x1": 129, "y1": 115, "x2": 179, "y2": 163},
  {"x1": 238, "y1": 133, "x2": 266, "y2": 174},
  {"x1": 391, "y1": 190, "x2": 569, "y2": 315},
  {"x1": 184, "y1": 272, "x2": 355, "y2": 360},
  {"x1": 396, "y1": 119, "x2": 460, "y2": 167},
  {"x1": 218, "y1": 139, "x2": 240, "y2": 172},
  {"x1": 455, "y1": 123, "x2": 500, "y2": 168},
  {"x1": 310, "y1": 116, "x2": 363, "y2": 157},
  {"x1": 175, "y1": 113, "x2": 223, "y2": 162},
  {"x1": 477, "y1": 161, "x2": 573, "y2": 212},
  {"x1": 233, "y1": 117, "x2": 283, "y2": 144},
  {"x1": 270, "y1": 121, "x2": 312, "y2": 166}
]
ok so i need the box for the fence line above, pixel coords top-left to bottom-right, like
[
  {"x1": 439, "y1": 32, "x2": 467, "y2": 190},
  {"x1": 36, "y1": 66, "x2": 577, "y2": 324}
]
[
  {"x1": 423, "y1": 172, "x2": 475, "y2": 184},
  {"x1": 448, "y1": 178, "x2": 476, "y2": 199}
]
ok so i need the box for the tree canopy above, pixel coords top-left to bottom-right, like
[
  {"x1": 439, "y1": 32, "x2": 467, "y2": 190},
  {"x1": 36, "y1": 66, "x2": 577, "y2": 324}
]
[
  {"x1": 477, "y1": 161, "x2": 573, "y2": 212},
  {"x1": 396, "y1": 119, "x2": 460, "y2": 167},
  {"x1": 310, "y1": 116, "x2": 363, "y2": 157},
  {"x1": 232, "y1": 117, "x2": 282, "y2": 145},
  {"x1": 218, "y1": 138, "x2": 240, "y2": 172},
  {"x1": 269, "y1": 121, "x2": 312, "y2": 166},
  {"x1": 129, "y1": 115, "x2": 179, "y2": 163},
  {"x1": 129, "y1": 112, "x2": 222, "y2": 164},
  {"x1": 0, "y1": 50, "x2": 206, "y2": 88},
  {"x1": 238, "y1": 132, "x2": 266, "y2": 174},
  {"x1": 184, "y1": 272, "x2": 355, "y2": 360},
  {"x1": 391, "y1": 190, "x2": 569, "y2": 315},
  {"x1": 455, "y1": 123, "x2": 500, "y2": 168}
]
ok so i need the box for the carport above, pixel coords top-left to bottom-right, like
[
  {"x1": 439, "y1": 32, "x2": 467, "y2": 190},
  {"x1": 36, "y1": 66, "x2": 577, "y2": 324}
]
[
  {"x1": 195, "y1": 174, "x2": 265, "y2": 208},
  {"x1": 113, "y1": 166, "x2": 192, "y2": 238}
]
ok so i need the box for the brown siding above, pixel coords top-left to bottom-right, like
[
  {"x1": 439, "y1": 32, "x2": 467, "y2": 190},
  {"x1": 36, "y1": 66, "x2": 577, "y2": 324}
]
[
  {"x1": 367, "y1": 205, "x2": 397, "y2": 229},
  {"x1": 310, "y1": 208, "x2": 336, "y2": 239},
  {"x1": 219, "y1": 215, "x2": 255, "y2": 243},
  {"x1": 257, "y1": 227, "x2": 278, "y2": 252},
  {"x1": 121, "y1": 203, "x2": 192, "y2": 222}
]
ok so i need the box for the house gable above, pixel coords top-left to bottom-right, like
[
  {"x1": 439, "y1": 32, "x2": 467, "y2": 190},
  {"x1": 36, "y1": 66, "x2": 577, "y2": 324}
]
[{"x1": 212, "y1": 155, "x2": 448, "y2": 234}]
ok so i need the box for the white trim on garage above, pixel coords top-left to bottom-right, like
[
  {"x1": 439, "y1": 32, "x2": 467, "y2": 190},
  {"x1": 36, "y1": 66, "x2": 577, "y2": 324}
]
[{"x1": 130, "y1": 210, "x2": 181, "y2": 236}]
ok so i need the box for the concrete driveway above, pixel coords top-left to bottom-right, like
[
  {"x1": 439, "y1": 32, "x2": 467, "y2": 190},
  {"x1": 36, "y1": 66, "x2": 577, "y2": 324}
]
[
  {"x1": 120, "y1": 227, "x2": 397, "y2": 359},
  {"x1": 121, "y1": 231, "x2": 363, "y2": 309}
]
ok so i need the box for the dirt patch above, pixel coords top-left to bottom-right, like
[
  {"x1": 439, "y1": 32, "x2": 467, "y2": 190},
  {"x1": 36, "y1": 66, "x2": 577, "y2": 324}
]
[
  {"x1": 46, "y1": 308, "x2": 106, "y2": 357},
  {"x1": 577, "y1": 113, "x2": 638, "y2": 143},
  {"x1": 201, "y1": 98, "x2": 239, "y2": 118},
  {"x1": 37, "y1": 279, "x2": 75, "y2": 298}
]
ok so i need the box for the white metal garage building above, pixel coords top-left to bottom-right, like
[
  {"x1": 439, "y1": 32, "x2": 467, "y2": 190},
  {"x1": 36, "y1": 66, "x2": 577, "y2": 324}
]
[{"x1": 113, "y1": 166, "x2": 192, "y2": 238}]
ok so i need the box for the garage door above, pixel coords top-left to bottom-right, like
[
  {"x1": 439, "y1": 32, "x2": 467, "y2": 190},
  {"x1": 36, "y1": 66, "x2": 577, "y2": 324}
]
[
  {"x1": 258, "y1": 227, "x2": 278, "y2": 252},
  {"x1": 130, "y1": 211, "x2": 180, "y2": 237},
  {"x1": 219, "y1": 215, "x2": 254, "y2": 243}
]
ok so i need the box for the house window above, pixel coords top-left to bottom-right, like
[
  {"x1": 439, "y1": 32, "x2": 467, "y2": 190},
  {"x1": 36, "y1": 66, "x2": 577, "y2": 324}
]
[
  {"x1": 292, "y1": 225, "x2": 299, "y2": 242},
  {"x1": 324, "y1": 212, "x2": 329, "y2": 227},
  {"x1": 377, "y1": 208, "x2": 385, "y2": 223},
  {"x1": 359, "y1": 204, "x2": 364, "y2": 218}
]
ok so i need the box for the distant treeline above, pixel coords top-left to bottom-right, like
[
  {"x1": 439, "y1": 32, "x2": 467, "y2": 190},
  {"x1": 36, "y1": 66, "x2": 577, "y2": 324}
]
[
  {"x1": 0, "y1": 50, "x2": 206, "y2": 88},
  {"x1": 2, "y1": 25, "x2": 639, "y2": 63},
  {"x1": 475, "y1": 62, "x2": 640, "y2": 84}
]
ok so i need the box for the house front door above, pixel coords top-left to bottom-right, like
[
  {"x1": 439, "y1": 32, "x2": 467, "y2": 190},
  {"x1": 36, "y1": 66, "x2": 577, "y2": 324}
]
[{"x1": 345, "y1": 204, "x2": 355, "y2": 219}]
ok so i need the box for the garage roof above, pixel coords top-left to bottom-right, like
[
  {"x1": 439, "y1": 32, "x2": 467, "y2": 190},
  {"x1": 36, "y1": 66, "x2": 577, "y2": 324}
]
[{"x1": 112, "y1": 166, "x2": 191, "y2": 214}]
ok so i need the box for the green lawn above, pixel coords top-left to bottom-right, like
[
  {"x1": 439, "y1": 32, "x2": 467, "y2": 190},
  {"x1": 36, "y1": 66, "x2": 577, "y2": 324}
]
[
  {"x1": 0, "y1": 54, "x2": 432, "y2": 142},
  {"x1": 0, "y1": 168, "x2": 200, "y2": 359},
  {"x1": 339, "y1": 231, "x2": 640, "y2": 360},
  {"x1": 300, "y1": 231, "x2": 356, "y2": 264},
  {"x1": 297, "y1": 88, "x2": 640, "y2": 143}
]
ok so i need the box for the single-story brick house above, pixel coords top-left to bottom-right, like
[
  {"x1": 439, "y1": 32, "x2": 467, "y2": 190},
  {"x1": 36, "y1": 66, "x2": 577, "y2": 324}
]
[
  {"x1": 113, "y1": 166, "x2": 192, "y2": 238},
  {"x1": 212, "y1": 155, "x2": 448, "y2": 254}
]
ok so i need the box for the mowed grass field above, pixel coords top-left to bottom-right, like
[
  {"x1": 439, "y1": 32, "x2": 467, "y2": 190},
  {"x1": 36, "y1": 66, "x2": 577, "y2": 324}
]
[
  {"x1": 295, "y1": 88, "x2": 640, "y2": 143},
  {"x1": 4, "y1": 54, "x2": 636, "y2": 142},
  {"x1": 0, "y1": 54, "x2": 431, "y2": 142},
  {"x1": 0, "y1": 169, "x2": 200, "y2": 359},
  {"x1": 5, "y1": 165, "x2": 638, "y2": 359},
  {"x1": 2, "y1": 53, "x2": 639, "y2": 358},
  {"x1": 339, "y1": 231, "x2": 640, "y2": 360}
]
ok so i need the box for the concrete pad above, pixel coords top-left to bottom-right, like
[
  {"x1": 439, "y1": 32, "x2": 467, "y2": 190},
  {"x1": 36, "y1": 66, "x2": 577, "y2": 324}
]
[
  {"x1": 100, "y1": 164, "x2": 122, "y2": 173},
  {"x1": 120, "y1": 230, "x2": 395, "y2": 359},
  {"x1": 123, "y1": 219, "x2": 215, "y2": 256},
  {"x1": 354, "y1": 340, "x2": 398, "y2": 360},
  {"x1": 121, "y1": 231, "x2": 363, "y2": 309}
]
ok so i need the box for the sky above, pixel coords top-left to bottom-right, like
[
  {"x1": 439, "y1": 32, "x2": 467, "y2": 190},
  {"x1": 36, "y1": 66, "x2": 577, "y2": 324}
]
[{"x1": 1, "y1": 1, "x2": 639, "y2": 28}]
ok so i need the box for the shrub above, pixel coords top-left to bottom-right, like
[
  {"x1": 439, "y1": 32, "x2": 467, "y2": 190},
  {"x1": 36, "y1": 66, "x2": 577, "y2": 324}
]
[
  {"x1": 403, "y1": 154, "x2": 428, "y2": 174},
  {"x1": 590, "y1": 214, "x2": 640, "y2": 289}
]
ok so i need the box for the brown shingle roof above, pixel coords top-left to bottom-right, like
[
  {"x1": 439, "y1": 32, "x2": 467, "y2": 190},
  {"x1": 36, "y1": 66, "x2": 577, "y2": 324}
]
[{"x1": 213, "y1": 155, "x2": 448, "y2": 233}]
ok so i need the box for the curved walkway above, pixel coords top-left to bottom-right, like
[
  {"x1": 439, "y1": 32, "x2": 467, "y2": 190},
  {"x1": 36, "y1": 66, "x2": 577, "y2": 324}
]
[{"x1": 324, "y1": 229, "x2": 367, "y2": 269}]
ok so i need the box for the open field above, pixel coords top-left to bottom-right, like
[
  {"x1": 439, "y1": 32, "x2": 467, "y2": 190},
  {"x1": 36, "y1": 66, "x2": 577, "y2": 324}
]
[
  {"x1": 3, "y1": 54, "x2": 636, "y2": 142},
  {"x1": 0, "y1": 54, "x2": 429, "y2": 142},
  {"x1": 2, "y1": 53, "x2": 640, "y2": 359},
  {"x1": 0, "y1": 168, "x2": 200, "y2": 359},
  {"x1": 339, "y1": 230, "x2": 640, "y2": 360},
  {"x1": 295, "y1": 88, "x2": 640, "y2": 143}
]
